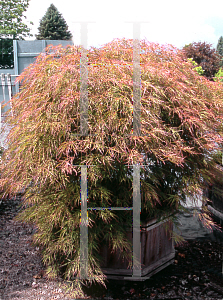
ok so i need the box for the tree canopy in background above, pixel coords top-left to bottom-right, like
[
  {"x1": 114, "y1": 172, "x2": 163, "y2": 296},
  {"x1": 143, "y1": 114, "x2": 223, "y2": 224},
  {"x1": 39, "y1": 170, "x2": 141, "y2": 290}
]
[
  {"x1": 0, "y1": 39, "x2": 13, "y2": 69},
  {"x1": 187, "y1": 57, "x2": 204, "y2": 76},
  {"x1": 214, "y1": 67, "x2": 223, "y2": 82},
  {"x1": 0, "y1": 0, "x2": 33, "y2": 68},
  {"x1": 0, "y1": 0, "x2": 33, "y2": 40},
  {"x1": 217, "y1": 36, "x2": 223, "y2": 67},
  {"x1": 36, "y1": 4, "x2": 72, "y2": 40},
  {"x1": 182, "y1": 41, "x2": 221, "y2": 80}
]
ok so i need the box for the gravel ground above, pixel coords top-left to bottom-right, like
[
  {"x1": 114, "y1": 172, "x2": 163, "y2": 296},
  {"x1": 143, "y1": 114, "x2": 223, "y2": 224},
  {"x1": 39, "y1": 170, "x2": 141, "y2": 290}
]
[{"x1": 0, "y1": 195, "x2": 223, "y2": 300}]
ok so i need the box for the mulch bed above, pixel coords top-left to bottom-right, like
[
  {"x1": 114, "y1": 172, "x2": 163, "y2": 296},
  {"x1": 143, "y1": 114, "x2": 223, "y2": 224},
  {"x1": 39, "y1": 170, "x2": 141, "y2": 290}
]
[{"x1": 0, "y1": 195, "x2": 223, "y2": 299}]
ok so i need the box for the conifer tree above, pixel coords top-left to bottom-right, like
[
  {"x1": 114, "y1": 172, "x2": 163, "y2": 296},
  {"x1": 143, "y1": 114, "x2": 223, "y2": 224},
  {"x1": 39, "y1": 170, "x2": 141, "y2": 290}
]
[
  {"x1": 36, "y1": 4, "x2": 72, "y2": 40},
  {"x1": 217, "y1": 36, "x2": 223, "y2": 67}
]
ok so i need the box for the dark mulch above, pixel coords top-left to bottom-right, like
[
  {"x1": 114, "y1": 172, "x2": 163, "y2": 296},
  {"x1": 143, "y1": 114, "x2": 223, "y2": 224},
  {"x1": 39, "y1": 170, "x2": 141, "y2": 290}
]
[
  {"x1": 82, "y1": 239, "x2": 223, "y2": 300},
  {"x1": 0, "y1": 195, "x2": 223, "y2": 299}
]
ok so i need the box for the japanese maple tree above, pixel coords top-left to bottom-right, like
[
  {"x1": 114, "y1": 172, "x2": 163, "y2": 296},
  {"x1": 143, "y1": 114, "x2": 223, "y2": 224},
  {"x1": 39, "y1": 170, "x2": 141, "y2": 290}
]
[{"x1": 1, "y1": 38, "x2": 223, "y2": 296}]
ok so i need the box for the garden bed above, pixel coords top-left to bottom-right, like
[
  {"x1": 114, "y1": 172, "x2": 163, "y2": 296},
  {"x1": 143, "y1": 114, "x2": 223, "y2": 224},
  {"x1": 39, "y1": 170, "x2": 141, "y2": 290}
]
[{"x1": 1, "y1": 196, "x2": 223, "y2": 300}]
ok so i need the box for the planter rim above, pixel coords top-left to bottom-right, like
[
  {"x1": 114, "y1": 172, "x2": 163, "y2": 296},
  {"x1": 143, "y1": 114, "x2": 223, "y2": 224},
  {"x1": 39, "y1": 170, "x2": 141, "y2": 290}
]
[
  {"x1": 119, "y1": 213, "x2": 175, "y2": 232},
  {"x1": 141, "y1": 212, "x2": 176, "y2": 228}
]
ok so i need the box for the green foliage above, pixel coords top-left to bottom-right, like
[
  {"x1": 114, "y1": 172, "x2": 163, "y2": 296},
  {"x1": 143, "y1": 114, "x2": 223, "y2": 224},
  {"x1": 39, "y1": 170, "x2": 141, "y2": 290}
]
[
  {"x1": 187, "y1": 58, "x2": 204, "y2": 75},
  {"x1": 217, "y1": 36, "x2": 223, "y2": 56},
  {"x1": 1, "y1": 38, "x2": 223, "y2": 295},
  {"x1": 36, "y1": 4, "x2": 72, "y2": 40},
  {"x1": 214, "y1": 68, "x2": 223, "y2": 82},
  {"x1": 0, "y1": 0, "x2": 33, "y2": 68},
  {"x1": 217, "y1": 36, "x2": 223, "y2": 67},
  {"x1": 0, "y1": 38, "x2": 13, "y2": 68},
  {"x1": 0, "y1": 0, "x2": 33, "y2": 40},
  {"x1": 183, "y1": 41, "x2": 221, "y2": 80}
]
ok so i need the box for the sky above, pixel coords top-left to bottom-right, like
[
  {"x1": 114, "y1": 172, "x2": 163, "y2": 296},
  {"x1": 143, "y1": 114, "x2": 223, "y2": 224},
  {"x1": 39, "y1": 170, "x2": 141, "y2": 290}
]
[{"x1": 23, "y1": 0, "x2": 223, "y2": 50}]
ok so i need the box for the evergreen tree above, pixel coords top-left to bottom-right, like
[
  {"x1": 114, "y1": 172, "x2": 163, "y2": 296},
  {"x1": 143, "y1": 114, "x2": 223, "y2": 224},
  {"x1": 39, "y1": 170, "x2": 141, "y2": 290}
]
[
  {"x1": 217, "y1": 36, "x2": 223, "y2": 67},
  {"x1": 36, "y1": 4, "x2": 72, "y2": 40}
]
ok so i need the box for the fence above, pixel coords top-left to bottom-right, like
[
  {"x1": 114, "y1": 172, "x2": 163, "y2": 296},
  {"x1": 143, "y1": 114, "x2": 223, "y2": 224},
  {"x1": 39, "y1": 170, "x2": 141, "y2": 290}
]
[
  {"x1": 0, "y1": 73, "x2": 18, "y2": 148},
  {"x1": 13, "y1": 40, "x2": 73, "y2": 76},
  {"x1": 0, "y1": 40, "x2": 74, "y2": 103},
  {"x1": 0, "y1": 40, "x2": 74, "y2": 149}
]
